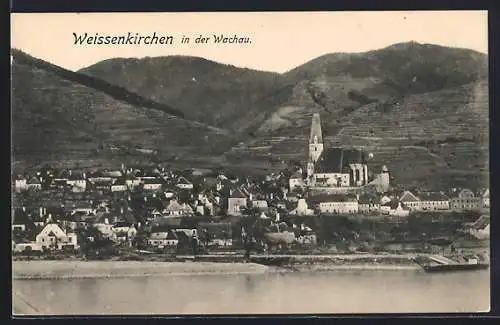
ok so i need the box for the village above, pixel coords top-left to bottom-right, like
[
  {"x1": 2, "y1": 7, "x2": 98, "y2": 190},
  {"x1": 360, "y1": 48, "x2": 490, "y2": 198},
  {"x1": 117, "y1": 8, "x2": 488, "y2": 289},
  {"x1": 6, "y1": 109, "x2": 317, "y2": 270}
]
[
  {"x1": 11, "y1": 114, "x2": 490, "y2": 260},
  {"x1": 11, "y1": 161, "x2": 490, "y2": 260}
]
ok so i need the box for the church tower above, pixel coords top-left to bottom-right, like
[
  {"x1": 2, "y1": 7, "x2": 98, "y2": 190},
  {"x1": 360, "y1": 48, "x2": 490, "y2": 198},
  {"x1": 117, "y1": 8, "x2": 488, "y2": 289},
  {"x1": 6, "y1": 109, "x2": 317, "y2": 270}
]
[
  {"x1": 307, "y1": 113, "x2": 324, "y2": 181},
  {"x1": 309, "y1": 113, "x2": 324, "y2": 162}
]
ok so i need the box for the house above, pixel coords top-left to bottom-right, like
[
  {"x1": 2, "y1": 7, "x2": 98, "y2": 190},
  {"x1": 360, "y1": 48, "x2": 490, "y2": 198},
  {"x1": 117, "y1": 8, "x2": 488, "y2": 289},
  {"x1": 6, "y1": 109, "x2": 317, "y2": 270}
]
[
  {"x1": 198, "y1": 222, "x2": 233, "y2": 247},
  {"x1": 111, "y1": 178, "x2": 128, "y2": 192},
  {"x1": 70, "y1": 202, "x2": 95, "y2": 216},
  {"x1": 289, "y1": 198, "x2": 314, "y2": 216},
  {"x1": 176, "y1": 176, "x2": 194, "y2": 190},
  {"x1": 148, "y1": 226, "x2": 179, "y2": 249},
  {"x1": 388, "y1": 201, "x2": 410, "y2": 217},
  {"x1": 227, "y1": 188, "x2": 248, "y2": 216},
  {"x1": 399, "y1": 191, "x2": 420, "y2": 211},
  {"x1": 380, "y1": 195, "x2": 392, "y2": 205},
  {"x1": 125, "y1": 174, "x2": 141, "y2": 189},
  {"x1": 418, "y1": 192, "x2": 450, "y2": 211},
  {"x1": 14, "y1": 176, "x2": 27, "y2": 192},
  {"x1": 250, "y1": 199, "x2": 269, "y2": 212},
  {"x1": 289, "y1": 170, "x2": 305, "y2": 192},
  {"x1": 35, "y1": 223, "x2": 79, "y2": 250},
  {"x1": 26, "y1": 176, "x2": 42, "y2": 191},
  {"x1": 381, "y1": 200, "x2": 409, "y2": 218},
  {"x1": 358, "y1": 194, "x2": 381, "y2": 213},
  {"x1": 67, "y1": 173, "x2": 87, "y2": 192},
  {"x1": 143, "y1": 178, "x2": 163, "y2": 191},
  {"x1": 310, "y1": 194, "x2": 359, "y2": 214},
  {"x1": 450, "y1": 188, "x2": 482, "y2": 211},
  {"x1": 161, "y1": 199, "x2": 193, "y2": 217},
  {"x1": 89, "y1": 178, "x2": 114, "y2": 193},
  {"x1": 112, "y1": 221, "x2": 137, "y2": 243},
  {"x1": 93, "y1": 216, "x2": 116, "y2": 240},
  {"x1": 481, "y1": 189, "x2": 490, "y2": 208}
]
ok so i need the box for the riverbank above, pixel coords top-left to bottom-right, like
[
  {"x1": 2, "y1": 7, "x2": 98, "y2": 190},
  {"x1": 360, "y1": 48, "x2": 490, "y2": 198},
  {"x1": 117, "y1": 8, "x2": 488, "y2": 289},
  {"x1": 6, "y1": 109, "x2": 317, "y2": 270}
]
[
  {"x1": 12, "y1": 253, "x2": 425, "y2": 280},
  {"x1": 12, "y1": 261, "x2": 273, "y2": 280}
]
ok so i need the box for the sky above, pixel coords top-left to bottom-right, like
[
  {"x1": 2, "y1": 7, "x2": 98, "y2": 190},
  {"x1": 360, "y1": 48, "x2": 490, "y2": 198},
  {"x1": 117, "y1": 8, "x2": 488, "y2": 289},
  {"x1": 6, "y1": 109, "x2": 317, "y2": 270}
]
[{"x1": 11, "y1": 11, "x2": 488, "y2": 73}]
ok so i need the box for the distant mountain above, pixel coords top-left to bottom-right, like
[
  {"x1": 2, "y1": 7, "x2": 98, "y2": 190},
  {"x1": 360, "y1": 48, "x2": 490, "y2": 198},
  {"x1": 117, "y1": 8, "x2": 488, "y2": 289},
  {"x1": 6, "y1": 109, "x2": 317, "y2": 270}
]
[
  {"x1": 12, "y1": 42, "x2": 490, "y2": 189},
  {"x1": 11, "y1": 49, "x2": 235, "y2": 170},
  {"x1": 238, "y1": 42, "x2": 488, "y2": 136},
  {"x1": 80, "y1": 56, "x2": 283, "y2": 128}
]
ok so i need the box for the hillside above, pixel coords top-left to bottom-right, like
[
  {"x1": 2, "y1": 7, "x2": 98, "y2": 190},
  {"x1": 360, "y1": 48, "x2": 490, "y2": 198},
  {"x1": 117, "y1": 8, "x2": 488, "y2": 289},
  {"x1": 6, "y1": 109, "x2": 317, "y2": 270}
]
[
  {"x1": 79, "y1": 56, "x2": 283, "y2": 128},
  {"x1": 12, "y1": 42, "x2": 490, "y2": 190},
  {"x1": 227, "y1": 43, "x2": 489, "y2": 190},
  {"x1": 239, "y1": 42, "x2": 488, "y2": 136},
  {"x1": 11, "y1": 50, "x2": 236, "y2": 171}
]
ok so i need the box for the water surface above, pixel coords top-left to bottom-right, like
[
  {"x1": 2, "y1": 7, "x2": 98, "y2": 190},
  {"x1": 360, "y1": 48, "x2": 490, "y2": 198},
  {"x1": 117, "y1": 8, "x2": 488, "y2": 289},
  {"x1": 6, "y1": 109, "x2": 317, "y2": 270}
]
[{"x1": 13, "y1": 269, "x2": 490, "y2": 315}]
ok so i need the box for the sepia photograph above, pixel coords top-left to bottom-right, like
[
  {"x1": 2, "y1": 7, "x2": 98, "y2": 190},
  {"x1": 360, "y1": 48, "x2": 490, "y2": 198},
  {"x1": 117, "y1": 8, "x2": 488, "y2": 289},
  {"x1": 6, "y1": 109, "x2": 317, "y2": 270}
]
[{"x1": 10, "y1": 11, "x2": 490, "y2": 315}]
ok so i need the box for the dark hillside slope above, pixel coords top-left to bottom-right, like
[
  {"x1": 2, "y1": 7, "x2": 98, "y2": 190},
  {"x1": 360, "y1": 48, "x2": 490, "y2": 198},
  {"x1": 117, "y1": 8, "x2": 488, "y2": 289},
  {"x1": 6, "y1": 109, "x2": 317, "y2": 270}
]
[
  {"x1": 11, "y1": 51, "x2": 235, "y2": 170},
  {"x1": 80, "y1": 56, "x2": 283, "y2": 128}
]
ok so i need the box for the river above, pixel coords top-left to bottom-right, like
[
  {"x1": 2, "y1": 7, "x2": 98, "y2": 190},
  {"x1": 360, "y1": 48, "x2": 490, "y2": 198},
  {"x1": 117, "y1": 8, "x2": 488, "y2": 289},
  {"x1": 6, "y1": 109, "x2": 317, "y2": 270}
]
[{"x1": 13, "y1": 269, "x2": 490, "y2": 315}]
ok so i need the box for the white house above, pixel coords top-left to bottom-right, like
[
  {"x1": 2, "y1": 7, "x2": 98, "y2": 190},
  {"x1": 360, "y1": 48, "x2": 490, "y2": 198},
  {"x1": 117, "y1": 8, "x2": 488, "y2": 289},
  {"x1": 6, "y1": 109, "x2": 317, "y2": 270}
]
[
  {"x1": 289, "y1": 170, "x2": 305, "y2": 191},
  {"x1": 148, "y1": 230, "x2": 179, "y2": 249},
  {"x1": 418, "y1": 192, "x2": 450, "y2": 211},
  {"x1": 143, "y1": 181, "x2": 163, "y2": 191},
  {"x1": 14, "y1": 178, "x2": 27, "y2": 193},
  {"x1": 358, "y1": 194, "x2": 381, "y2": 213},
  {"x1": 251, "y1": 199, "x2": 269, "y2": 211},
  {"x1": 482, "y1": 189, "x2": 490, "y2": 208},
  {"x1": 310, "y1": 194, "x2": 359, "y2": 214},
  {"x1": 399, "y1": 191, "x2": 420, "y2": 211},
  {"x1": 35, "y1": 223, "x2": 79, "y2": 250},
  {"x1": 67, "y1": 175, "x2": 87, "y2": 192},
  {"x1": 26, "y1": 177, "x2": 42, "y2": 191},
  {"x1": 227, "y1": 188, "x2": 248, "y2": 216},
  {"x1": 450, "y1": 188, "x2": 482, "y2": 211},
  {"x1": 176, "y1": 176, "x2": 194, "y2": 190},
  {"x1": 162, "y1": 200, "x2": 193, "y2": 217},
  {"x1": 290, "y1": 199, "x2": 314, "y2": 216}
]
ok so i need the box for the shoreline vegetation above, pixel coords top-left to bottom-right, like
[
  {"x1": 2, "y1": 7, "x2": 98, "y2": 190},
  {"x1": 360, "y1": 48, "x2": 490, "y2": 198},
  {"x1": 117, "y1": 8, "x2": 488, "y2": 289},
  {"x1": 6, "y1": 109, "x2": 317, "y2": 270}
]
[{"x1": 12, "y1": 253, "x2": 426, "y2": 280}]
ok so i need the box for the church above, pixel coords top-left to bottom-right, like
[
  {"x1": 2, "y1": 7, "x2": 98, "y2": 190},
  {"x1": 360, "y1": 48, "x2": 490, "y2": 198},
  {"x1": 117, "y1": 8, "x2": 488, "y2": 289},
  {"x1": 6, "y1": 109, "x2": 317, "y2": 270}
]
[{"x1": 306, "y1": 113, "x2": 370, "y2": 189}]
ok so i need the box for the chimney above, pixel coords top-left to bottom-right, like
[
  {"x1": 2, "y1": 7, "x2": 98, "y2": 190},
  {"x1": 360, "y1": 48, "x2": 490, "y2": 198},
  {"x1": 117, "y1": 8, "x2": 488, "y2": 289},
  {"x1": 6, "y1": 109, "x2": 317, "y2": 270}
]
[
  {"x1": 104, "y1": 218, "x2": 109, "y2": 225},
  {"x1": 39, "y1": 207, "x2": 43, "y2": 217}
]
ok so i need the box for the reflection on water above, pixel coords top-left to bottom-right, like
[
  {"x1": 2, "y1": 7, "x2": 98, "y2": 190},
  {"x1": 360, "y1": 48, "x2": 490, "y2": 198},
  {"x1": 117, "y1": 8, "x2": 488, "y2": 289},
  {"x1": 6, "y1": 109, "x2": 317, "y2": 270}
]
[{"x1": 13, "y1": 270, "x2": 490, "y2": 315}]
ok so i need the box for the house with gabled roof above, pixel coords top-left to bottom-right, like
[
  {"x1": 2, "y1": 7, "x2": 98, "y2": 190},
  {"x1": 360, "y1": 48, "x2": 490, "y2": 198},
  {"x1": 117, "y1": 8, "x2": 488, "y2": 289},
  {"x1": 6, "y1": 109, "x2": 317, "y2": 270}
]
[
  {"x1": 161, "y1": 199, "x2": 193, "y2": 217},
  {"x1": 176, "y1": 176, "x2": 194, "y2": 190},
  {"x1": 227, "y1": 188, "x2": 248, "y2": 216},
  {"x1": 67, "y1": 173, "x2": 87, "y2": 192},
  {"x1": 358, "y1": 194, "x2": 381, "y2": 213},
  {"x1": 35, "y1": 223, "x2": 79, "y2": 250},
  {"x1": 450, "y1": 188, "x2": 482, "y2": 211},
  {"x1": 399, "y1": 191, "x2": 420, "y2": 211},
  {"x1": 148, "y1": 226, "x2": 179, "y2": 249},
  {"x1": 26, "y1": 176, "x2": 42, "y2": 191},
  {"x1": 418, "y1": 192, "x2": 450, "y2": 211}
]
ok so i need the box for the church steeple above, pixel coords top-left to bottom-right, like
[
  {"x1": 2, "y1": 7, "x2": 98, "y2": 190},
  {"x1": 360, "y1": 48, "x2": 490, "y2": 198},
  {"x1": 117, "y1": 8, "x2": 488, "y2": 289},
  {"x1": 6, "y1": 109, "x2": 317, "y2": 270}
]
[{"x1": 308, "y1": 113, "x2": 324, "y2": 163}]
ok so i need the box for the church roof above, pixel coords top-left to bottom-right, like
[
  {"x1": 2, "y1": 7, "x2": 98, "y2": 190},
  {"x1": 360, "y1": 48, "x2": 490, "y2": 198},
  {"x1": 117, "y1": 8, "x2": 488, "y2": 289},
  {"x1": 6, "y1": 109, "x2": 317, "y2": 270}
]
[
  {"x1": 309, "y1": 113, "x2": 323, "y2": 144},
  {"x1": 314, "y1": 148, "x2": 366, "y2": 173}
]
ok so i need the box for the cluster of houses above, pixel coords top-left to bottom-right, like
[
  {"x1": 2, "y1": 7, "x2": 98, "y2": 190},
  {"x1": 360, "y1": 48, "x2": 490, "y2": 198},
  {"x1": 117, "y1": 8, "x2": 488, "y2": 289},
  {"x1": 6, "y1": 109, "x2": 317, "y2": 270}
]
[{"x1": 11, "y1": 163, "x2": 490, "y2": 254}]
